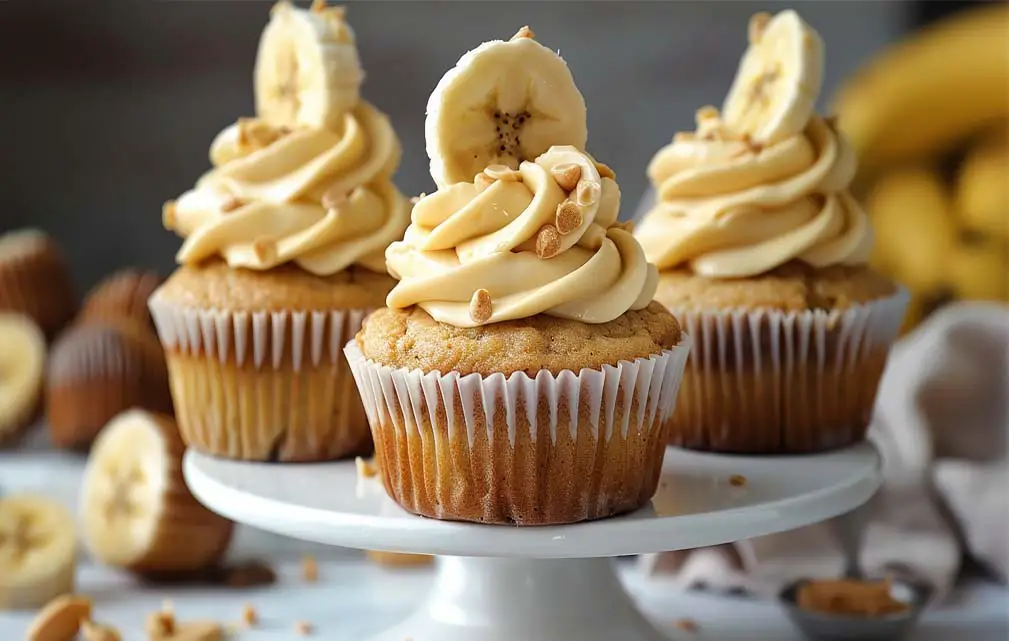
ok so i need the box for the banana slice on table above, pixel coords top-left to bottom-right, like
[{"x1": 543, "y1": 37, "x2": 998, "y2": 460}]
[
  {"x1": 0, "y1": 313, "x2": 46, "y2": 443},
  {"x1": 254, "y1": 0, "x2": 364, "y2": 132},
  {"x1": 721, "y1": 10, "x2": 824, "y2": 145},
  {"x1": 425, "y1": 26, "x2": 588, "y2": 188},
  {"x1": 0, "y1": 494, "x2": 77, "y2": 610},
  {"x1": 80, "y1": 409, "x2": 234, "y2": 576}
]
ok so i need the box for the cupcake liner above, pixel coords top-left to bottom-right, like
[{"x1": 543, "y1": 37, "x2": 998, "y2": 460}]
[
  {"x1": 666, "y1": 287, "x2": 910, "y2": 453},
  {"x1": 0, "y1": 234, "x2": 76, "y2": 337},
  {"x1": 46, "y1": 322, "x2": 172, "y2": 449},
  {"x1": 344, "y1": 337, "x2": 691, "y2": 525},
  {"x1": 148, "y1": 296, "x2": 372, "y2": 461}
]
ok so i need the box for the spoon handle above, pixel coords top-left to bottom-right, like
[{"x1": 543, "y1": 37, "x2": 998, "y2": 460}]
[{"x1": 834, "y1": 502, "x2": 871, "y2": 580}]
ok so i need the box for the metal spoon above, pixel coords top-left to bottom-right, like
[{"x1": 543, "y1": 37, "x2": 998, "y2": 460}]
[{"x1": 778, "y1": 504, "x2": 933, "y2": 641}]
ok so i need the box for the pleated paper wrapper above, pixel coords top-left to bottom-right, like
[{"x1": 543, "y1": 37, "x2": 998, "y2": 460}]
[
  {"x1": 665, "y1": 288, "x2": 910, "y2": 453},
  {"x1": 344, "y1": 337, "x2": 691, "y2": 526},
  {"x1": 149, "y1": 296, "x2": 373, "y2": 462}
]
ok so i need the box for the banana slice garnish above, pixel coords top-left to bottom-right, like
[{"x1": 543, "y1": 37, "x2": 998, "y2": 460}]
[
  {"x1": 80, "y1": 410, "x2": 233, "y2": 576},
  {"x1": 425, "y1": 26, "x2": 588, "y2": 188},
  {"x1": 254, "y1": 0, "x2": 364, "y2": 132},
  {"x1": 0, "y1": 313, "x2": 46, "y2": 443},
  {"x1": 0, "y1": 494, "x2": 77, "y2": 610},
  {"x1": 721, "y1": 10, "x2": 824, "y2": 145}
]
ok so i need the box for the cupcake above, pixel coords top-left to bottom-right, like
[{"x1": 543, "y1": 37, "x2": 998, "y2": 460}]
[
  {"x1": 634, "y1": 11, "x2": 908, "y2": 454},
  {"x1": 346, "y1": 27, "x2": 691, "y2": 526},
  {"x1": 148, "y1": 1, "x2": 410, "y2": 462},
  {"x1": 0, "y1": 229, "x2": 76, "y2": 338}
]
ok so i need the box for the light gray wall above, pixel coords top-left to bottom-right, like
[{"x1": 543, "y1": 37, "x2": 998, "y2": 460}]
[{"x1": 0, "y1": 1, "x2": 908, "y2": 295}]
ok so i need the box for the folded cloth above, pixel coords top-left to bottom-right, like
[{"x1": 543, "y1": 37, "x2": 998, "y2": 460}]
[{"x1": 641, "y1": 302, "x2": 1009, "y2": 601}]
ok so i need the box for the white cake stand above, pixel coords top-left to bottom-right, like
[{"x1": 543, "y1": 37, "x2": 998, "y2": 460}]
[{"x1": 184, "y1": 443, "x2": 881, "y2": 641}]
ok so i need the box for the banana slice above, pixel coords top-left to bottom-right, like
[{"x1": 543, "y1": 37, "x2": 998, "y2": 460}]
[
  {"x1": 721, "y1": 10, "x2": 824, "y2": 145},
  {"x1": 254, "y1": 0, "x2": 364, "y2": 132},
  {"x1": 425, "y1": 26, "x2": 588, "y2": 188},
  {"x1": 0, "y1": 494, "x2": 77, "y2": 610},
  {"x1": 80, "y1": 410, "x2": 234, "y2": 576},
  {"x1": 0, "y1": 313, "x2": 46, "y2": 443}
]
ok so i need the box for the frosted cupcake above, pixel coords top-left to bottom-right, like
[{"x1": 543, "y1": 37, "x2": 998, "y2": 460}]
[
  {"x1": 148, "y1": 1, "x2": 409, "y2": 462},
  {"x1": 635, "y1": 11, "x2": 908, "y2": 454},
  {"x1": 346, "y1": 27, "x2": 690, "y2": 526}
]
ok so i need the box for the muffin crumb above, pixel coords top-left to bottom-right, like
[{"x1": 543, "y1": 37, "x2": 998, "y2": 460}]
[
  {"x1": 674, "y1": 617, "x2": 699, "y2": 633},
  {"x1": 301, "y1": 554, "x2": 319, "y2": 583},
  {"x1": 729, "y1": 474, "x2": 748, "y2": 487},
  {"x1": 295, "y1": 620, "x2": 314, "y2": 635},
  {"x1": 241, "y1": 603, "x2": 258, "y2": 627}
]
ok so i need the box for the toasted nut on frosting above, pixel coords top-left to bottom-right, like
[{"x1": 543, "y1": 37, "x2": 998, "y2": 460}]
[
  {"x1": 474, "y1": 172, "x2": 495, "y2": 193},
  {"x1": 550, "y1": 163, "x2": 581, "y2": 192},
  {"x1": 749, "y1": 12, "x2": 771, "y2": 44},
  {"x1": 321, "y1": 187, "x2": 349, "y2": 211},
  {"x1": 555, "y1": 201, "x2": 583, "y2": 235},
  {"x1": 575, "y1": 180, "x2": 601, "y2": 207},
  {"x1": 221, "y1": 197, "x2": 244, "y2": 213},
  {"x1": 695, "y1": 105, "x2": 720, "y2": 125},
  {"x1": 469, "y1": 288, "x2": 493, "y2": 324},
  {"x1": 511, "y1": 25, "x2": 535, "y2": 40},
  {"x1": 535, "y1": 224, "x2": 562, "y2": 259},
  {"x1": 252, "y1": 237, "x2": 277, "y2": 263},
  {"x1": 162, "y1": 201, "x2": 177, "y2": 230}
]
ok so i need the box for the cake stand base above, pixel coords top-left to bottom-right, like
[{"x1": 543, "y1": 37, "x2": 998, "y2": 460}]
[{"x1": 370, "y1": 556, "x2": 667, "y2": 641}]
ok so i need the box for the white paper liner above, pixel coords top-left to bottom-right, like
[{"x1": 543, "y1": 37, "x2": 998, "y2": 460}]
[
  {"x1": 667, "y1": 287, "x2": 910, "y2": 452},
  {"x1": 344, "y1": 337, "x2": 691, "y2": 448},
  {"x1": 149, "y1": 293, "x2": 369, "y2": 371}
]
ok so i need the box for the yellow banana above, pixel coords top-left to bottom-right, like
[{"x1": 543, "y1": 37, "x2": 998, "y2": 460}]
[
  {"x1": 957, "y1": 129, "x2": 1009, "y2": 241},
  {"x1": 832, "y1": 3, "x2": 1009, "y2": 170}
]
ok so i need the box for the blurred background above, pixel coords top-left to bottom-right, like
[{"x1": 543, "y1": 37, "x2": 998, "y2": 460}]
[{"x1": 0, "y1": 0, "x2": 1006, "y2": 328}]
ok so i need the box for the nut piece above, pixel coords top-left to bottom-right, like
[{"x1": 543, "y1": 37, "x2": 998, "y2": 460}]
[
  {"x1": 366, "y1": 550, "x2": 435, "y2": 567},
  {"x1": 474, "y1": 172, "x2": 495, "y2": 193},
  {"x1": 535, "y1": 224, "x2": 562, "y2": 259},
  {"x1": 252, "y1": 237, "x2": 277, "y2": 264},
  {"x1": 355, "y1": 456, "x2": 379, "y2": 479},
  {"x1": 729, "y1": 474, "x2": 748, "y2": 487},
  {"x1": 146, "y1": 610, "x2": 175, "y2": 637},
  {"x1": 511, "y1": 25, "x2": 535, "y2": 40},
  {"x1": 468, "y1": 288, "x2": 493, "y2": 324},
  {"x1": 301, "y1": 554, "x2": 319, "y2": 583},
  {"x1": 162, "y1": 201, "x2": 177, "y2": 230},
  {"x1": 221, "y1": 197, "x2": 244, "y2": 213},
  {"x1": 595, "y1": 162, "x2": 616, "y2": 180},
  {"x1": 695, "y1": 105, "x2": 720, "y2": 126},
  {"x1": 162, "y1": 621, "x2": 224, "y2": 641},
  {"x1": 575, "y1": 180, "x2": 601, "y2": 207},
  {"x1": 241, "y1": 603, "x2": 258, "y2": 627},
  {"x1": 674, "y1": 617, "x2": 699, "y2": 633},
  {"x1": 295, "y1": 620, "x2": 315, "y2": 636},
  {"x1": 749, "y1": 12, "x2": 771, "y2": 44},
  {"x1": 555, "y1": 201, "x2": 583, "y2": 235},
  {"x1": 550, "y1": 163, "x2": 582, "y2": 192},
  {"x1": 484, "y1": 164, "x2": 522, "y2": 182},
  {"x1": 26, "y1": 594, "x2": 93, "y2": 641},
  {"x1": 321, "y1": 187, "x2": 349, "y2": 211},
  {"x1": 81, "y1": 619, "x2": 122, "y2": 641}
]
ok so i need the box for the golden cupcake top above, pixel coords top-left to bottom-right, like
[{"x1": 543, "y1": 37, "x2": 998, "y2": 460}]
[
  {"x1": 385, "y1": 27, "x2": 658, "y2": 328},
  {"x1": 162, "y1": 0, "x2": 409, "y2": 277},
  {"x1": 636, "y1": 10, "x2": 873, "y2": 279}
]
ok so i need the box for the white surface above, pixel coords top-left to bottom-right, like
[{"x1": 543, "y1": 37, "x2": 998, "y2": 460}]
[
  {"x1": 183, "y1": 443, "x2": 888, "y2": 640},
  {"x1": 184, "y1": 442, "x2": 883, "y2": 558}
]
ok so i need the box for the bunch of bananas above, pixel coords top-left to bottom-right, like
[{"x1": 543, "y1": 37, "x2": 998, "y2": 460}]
[{"x1": 833, "y1": 2, "x2": 1009, "y2": 330}]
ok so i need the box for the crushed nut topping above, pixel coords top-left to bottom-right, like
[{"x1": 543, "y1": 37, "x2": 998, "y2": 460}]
[
  {"x1": 555, "y1": 201, "x2": 583, "y2": 235},
  {"x1": 511, "y1": 25, "x2": 535, "y2": 40},
  {"x1": 575, "y1": 180, "x2": 601, "y2": 207},
  {"x1": 550, "y1": 163, "x2": 581, "y2": 192},
  {"x1": 535, "y1": 224, "x2": 562, "y2": 259},
  {"x1": 468, "y1": 288, "x2": 493, "y2": 324}
]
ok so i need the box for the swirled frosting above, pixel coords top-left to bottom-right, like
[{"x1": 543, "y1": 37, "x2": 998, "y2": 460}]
[
  {"x1": 636, "y1": 114, "x2": 874, "y2": 278},
  {"x1": 385, "y1": 146, "x2": 658, "y2": 327},
  {"x1": 163, "y1": 101, "x2": 409, "y2": 276}
]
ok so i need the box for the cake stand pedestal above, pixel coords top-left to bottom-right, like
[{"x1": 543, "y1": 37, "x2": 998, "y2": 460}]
[{"x1": 184, "y1": 442, "x2": 881, "y2": 641}]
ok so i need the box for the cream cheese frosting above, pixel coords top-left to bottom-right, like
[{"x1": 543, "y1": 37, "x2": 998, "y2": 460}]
[
  {"x1": 385, "y1": 146, "x2": 658, "y2": 327},
  {"x1": 163, "y1": 101, "x2": 409, "y2": 276}
]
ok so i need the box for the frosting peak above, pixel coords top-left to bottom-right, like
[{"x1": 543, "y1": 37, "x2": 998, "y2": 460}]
[{"x1": 385, "y1": 146, "x2": 657, "y2": 327}]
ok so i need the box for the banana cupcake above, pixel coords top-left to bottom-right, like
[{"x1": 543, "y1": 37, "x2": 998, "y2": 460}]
[
  {"x1": 148, "y1": 1, "x2": 410, "y2": 462},
  {"x1": 346, "y1": 27, "x2": 691, "y2": 526},
  {"x1": 635, "y1": 11, "x2": 908, "y2": 454}
]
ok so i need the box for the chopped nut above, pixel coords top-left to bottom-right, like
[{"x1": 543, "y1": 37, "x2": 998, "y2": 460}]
[
  {"x1": 695, "y1": 105, "x2": 720, "y2": 125},
  {"x1": 484, "y1": 164, "x2": 522, "y2": 181},
  {"x1": 26, "y1": 594, "x2": 93, "y2": 641},
  {"x1": 729, "y1": 474, "x2": 748, "y2": 487},
  {"x1": 366, "y1": 550, "x2": 435, "y2": 567},
  {"x1": 221, "y1": 196, "x2": 244, "y2": 213},
  {"x1": 321, "y1": 187, "x2": 349, "y2": 211},
  {"x1": 301, "y1": 554, "x2": 319, "y2": 583},
  {"x1": 295, "y1": 620, "x2": 315, "y2": 636},
  {"x1": 749, "y1": 12, "x2": 771, "y2": 44},
  {"x1": 575, "y1": 180, "x2": 601, "y2": 207},
  {"x1": 511, "y1": 25, "x2": 535, "y2": 40},
  {"x1": 146, "y1": 610, "x2": 175, "y2": 637},
  {"x1": 162, "y1": 201, "x2": 177, "y2": 230},
  {"x1": 595, "y1": 162, "x2": 616, "y2": 180},
  {"x1": 355, "y1": 456, "x2": 379, "y2": 478},
  {"x1": 223, "y1": 560, "x2": 277, "y2": 588},
  {"x1": 252, "y1": 237, "x2": 277, "y2": 264},
  {"x1": 81, "y1": 619, "x2": 122, "y2": 641},
  {"x1": 474, "y1": 172, "x2": 495, "y2": 193},
  {"x1": 550, "y1": 163, "x2": 582, "y2": 192},
  {"x1": 468, "y1": 288, "x2": 493, "y2": 324},
  {"x1": 554, "y1": 201, "x2": 583, "y2": 235},
  {"x1": 535, "y1": 224, "x2": 562, "y2": 259},
  {"x1": 674, "y1": 617, "x2": 699, "y2": 633},
  {"x1": 241, "y1": 603, "x2": 258, "y2": 627}
]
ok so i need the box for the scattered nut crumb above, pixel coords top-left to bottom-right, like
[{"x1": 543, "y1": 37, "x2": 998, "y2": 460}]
[
  {"x1": 165, "y1": 621, "x2": 224, "y2": 641},
  {"x1": 550, "y1": 163, "x2": 582, "y2": 192},
  {"x1": 295, "y1": 620, "x2": 314, "y2": 635},
  {"x1": 474, "y1": 172, "x2": 494, "y2": 193},
  {"x1": 146, "y1": 610, "x2": 175, "y2": 637},
  {"x1": 301, "y1": 554, "x2": 319, "y2": 583},
  {"x1": 535, "y1": 224, "x2": 561, "y2": 259},
  {"x1": 81, "y1": 619, "x2": 122, "y2": 641},
  {"x1": 575, "y1": 180, "x2": 600, "y2": 207},
  {"x1": 26, "y1": 594, "x2": 93, "y2": 641},
  {"x1": 241, "y1": 603, "x2": 258, "y2": 627},
  {"x1": 366, "y1": 550, "x2": 435, "y2": 567},
  {"x1": 355, "y1": 456, "x2": 379, "y2": 479},
  {"x1": 468, "y1": 288, "x2": 493, "y2": 324},
  {"x1": 511, "y1": 25, "x2": 535, "y2": 40},
  {"x1": 674, "y1": 617, "x2": 699, "y2": 633},
  {"x1": 729, "y1": 474, "x2": 748, "y2": 487}
]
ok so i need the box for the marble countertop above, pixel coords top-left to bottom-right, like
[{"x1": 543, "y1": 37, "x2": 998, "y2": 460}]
[{"x1": 1, "y1": 428, "x2": 1006, "y2": 640}]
